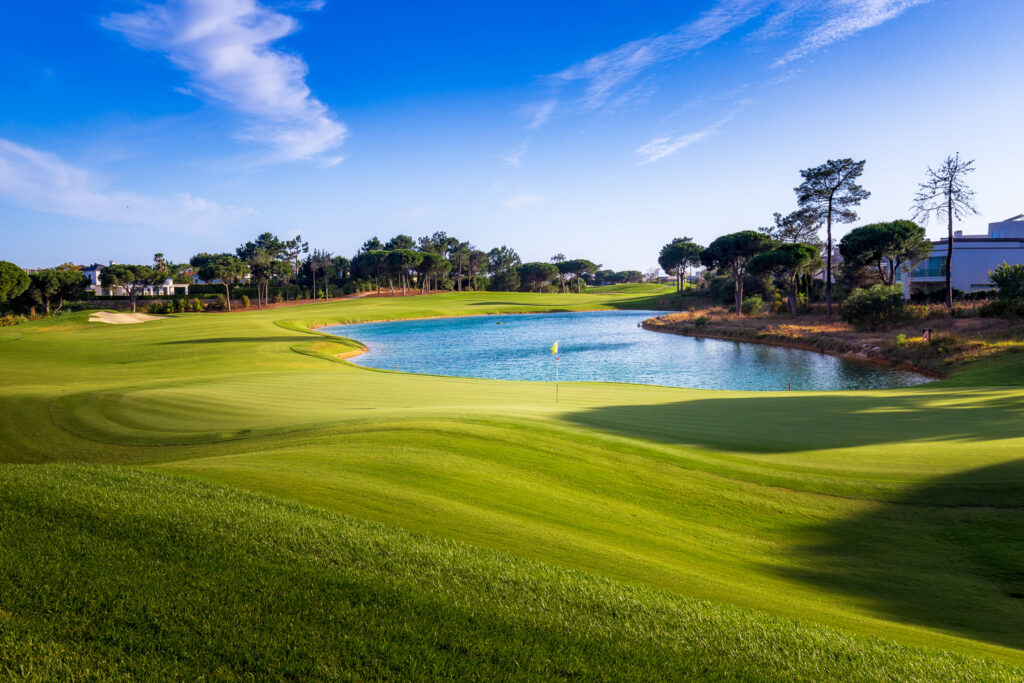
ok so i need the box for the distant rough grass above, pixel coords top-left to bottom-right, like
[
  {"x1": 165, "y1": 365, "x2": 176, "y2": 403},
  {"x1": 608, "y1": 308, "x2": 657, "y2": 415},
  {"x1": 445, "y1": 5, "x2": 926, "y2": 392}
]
[{"x1": 2, "y1": 465, "x2": 1020, "y2": 682}]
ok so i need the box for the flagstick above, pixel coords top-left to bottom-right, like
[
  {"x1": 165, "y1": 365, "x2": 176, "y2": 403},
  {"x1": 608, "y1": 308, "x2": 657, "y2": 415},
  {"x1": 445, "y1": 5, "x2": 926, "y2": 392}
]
[{"x1": 555, "y1": 355, "x2": 559, "y2": 403}]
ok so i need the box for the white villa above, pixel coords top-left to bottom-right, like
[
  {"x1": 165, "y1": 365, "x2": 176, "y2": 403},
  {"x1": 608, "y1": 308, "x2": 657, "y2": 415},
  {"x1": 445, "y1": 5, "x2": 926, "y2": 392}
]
[
  {"x1": 898, "y1": 215, "x2": 1024, "y2": 295},
  {"x1": 82, "y1": 262, "x2": 190, "y2": 297}
]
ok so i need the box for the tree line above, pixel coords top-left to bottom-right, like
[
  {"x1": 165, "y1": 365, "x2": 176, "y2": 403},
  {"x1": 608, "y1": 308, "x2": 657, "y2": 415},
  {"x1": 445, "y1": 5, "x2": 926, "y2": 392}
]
[
  {"x1": 658, "y1": 153, "x2": 977, "y2": 316},
  {"x1": 2, "y1": 153, "x2": 977, "y2": 320},
  {"x1": 0, "y1": 262, "x2": 89, "y2": 317},
  {"x1": 172, "y1": 232, "x2": 610, "y2": 310},
  {"x1": 0, "y1": 231, "x2": 617, "y2": 316}
]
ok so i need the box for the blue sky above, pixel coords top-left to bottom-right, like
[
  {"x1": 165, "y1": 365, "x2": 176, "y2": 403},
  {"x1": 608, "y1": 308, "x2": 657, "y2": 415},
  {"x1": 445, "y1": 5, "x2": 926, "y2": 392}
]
[{"x1": 2, "y1": 0, "x2": 1022, "y2": 271}]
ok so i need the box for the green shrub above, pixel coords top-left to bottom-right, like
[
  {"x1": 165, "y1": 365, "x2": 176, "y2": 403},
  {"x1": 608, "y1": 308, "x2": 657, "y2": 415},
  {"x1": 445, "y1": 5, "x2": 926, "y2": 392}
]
[
  {"x1": 0, "y1": 314, "x2": 27, "y2": 327},
  {"x1": 213, "y1": 294, "x2": 226, "y2": 311},
  {"x1": 905, "y1": 304, "x2": 929, "y2": 320},
  {"x1": 191, "y1": 298, "x2": 204, "y2": 312},
  {"x1": 989, "y1": 262, "x2": 1024, "y2": 301},
  {"x1": 741, "y1": 295, "x2": 763, "y2": 316},
  {"x1": 174, "y1": 298, "x2": 188, "y2": 313},
  {"x1": 951, "y1": 306, "x2": 974, "y2": 318},
  {"x1": 188, "y1": 283, "x2": 297, "y2": 298},
  {"x1": 980, "y1": 299, "x2": 1024, "y2": 319},
  {"x1": 840, "y1": 285, "x2": 906, "y2": 331},
  {"x1": 966, "y1": 289, "x2": 997, "y2": 301},
  {"x1": 707, "y1": 274, "x2": 735, "y2": 306},
  {"x1": 273, "y1": 293, "x2": 284, "y2": 303},
  {"x1": 928, "y1": 332, "x2": 967, "y2": 355},
  {"x1": 241, "y1": 295, "x2": 251, "y2": 308},
  {"x1": 895, "y1": 333, "x2": 908, "y2": 348},
  {"x1": 693, "y1": 316, "x2": 709, "y2": 329}
]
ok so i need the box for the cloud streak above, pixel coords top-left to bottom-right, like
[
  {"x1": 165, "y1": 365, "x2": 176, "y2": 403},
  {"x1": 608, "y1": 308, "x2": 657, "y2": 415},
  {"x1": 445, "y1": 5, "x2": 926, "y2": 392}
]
[
  {"x1": 0, "y1": 138, "x2": 250, "y2": 231},
  {"x1": 103, "y1": 0, "x2": 346, "y2": 164},
  {"x1": 774, "y1": 0, "x2": 932, "y2": 66},
  {"x1": 635, "y1": 107, "x2": 744, "y2": 164},
  {"x1": 552, "y1": 0, "x2": 769, "y2": 109},
  {"x1": 524, "y1": 99, "x2": 557, "y2": 130},
  {"x1": 500, "y1": 143, "x2": 528, "y2": 167},
  {"x1": 552, "y1": 0, "x2": 931, "y2": 109}
]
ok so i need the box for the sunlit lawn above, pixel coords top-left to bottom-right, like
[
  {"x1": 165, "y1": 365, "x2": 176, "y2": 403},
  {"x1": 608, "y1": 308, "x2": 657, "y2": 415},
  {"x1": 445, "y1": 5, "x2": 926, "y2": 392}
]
[{"x1": 2, "y1": 290, "x2": 1024, "y2": 677}]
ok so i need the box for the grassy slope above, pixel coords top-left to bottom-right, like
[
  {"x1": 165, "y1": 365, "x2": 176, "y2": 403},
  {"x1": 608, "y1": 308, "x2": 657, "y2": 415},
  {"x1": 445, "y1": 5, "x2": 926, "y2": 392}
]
[
  {"x1": 2, "y1": 465, "x2": 1020, "y2": 681},
  {"x1": 2, "y1": 290, "x2": 1024, "y2": 673},
  {"x1": 585, "y1": 282, "x2": 677, "y2": 294}
]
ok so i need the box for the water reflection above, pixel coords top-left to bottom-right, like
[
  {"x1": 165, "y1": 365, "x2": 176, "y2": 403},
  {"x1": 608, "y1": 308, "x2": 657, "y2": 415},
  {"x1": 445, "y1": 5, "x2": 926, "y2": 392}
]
[{"x1": 322, "y1": 310, "x2": 931, "y2": 391}]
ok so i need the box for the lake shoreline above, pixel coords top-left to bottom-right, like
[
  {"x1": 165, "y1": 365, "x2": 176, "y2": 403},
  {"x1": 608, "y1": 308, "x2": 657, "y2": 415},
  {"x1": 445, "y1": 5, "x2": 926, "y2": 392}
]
[
  {"x1": 317, "y1": 309, "x2": 932, "y2": 390},
  {"x1": 312, "y1": 309, "x2": 627, "y2": 369},
  {"x1": 310, "y1": 306, "x2": 629, "y2": 332},
  {"x1": 640, "y1": 315, "x2": 945, "y2": 380}
]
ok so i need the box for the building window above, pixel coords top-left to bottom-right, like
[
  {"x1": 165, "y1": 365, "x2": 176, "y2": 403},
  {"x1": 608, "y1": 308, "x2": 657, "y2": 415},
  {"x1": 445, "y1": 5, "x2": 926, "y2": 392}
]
[{"x1": 911, "y1": 256, "x2": 946, "y2": 278}]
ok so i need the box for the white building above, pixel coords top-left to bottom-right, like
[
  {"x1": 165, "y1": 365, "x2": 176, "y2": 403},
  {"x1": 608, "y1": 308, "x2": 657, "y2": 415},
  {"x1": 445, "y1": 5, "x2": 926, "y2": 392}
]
[
  {"x1": 82, "y1": 262, "x2": 190, "y2": 297},
  {"x1": 899, "y1": 215, "x2": 1024, "y2": 295}
]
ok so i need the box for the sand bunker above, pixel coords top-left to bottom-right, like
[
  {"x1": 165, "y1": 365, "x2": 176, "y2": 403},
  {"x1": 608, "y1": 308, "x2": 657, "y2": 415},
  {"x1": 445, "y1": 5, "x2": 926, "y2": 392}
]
[{"x1": 89, "y1": 311, "x2": 164, "y2": 324}]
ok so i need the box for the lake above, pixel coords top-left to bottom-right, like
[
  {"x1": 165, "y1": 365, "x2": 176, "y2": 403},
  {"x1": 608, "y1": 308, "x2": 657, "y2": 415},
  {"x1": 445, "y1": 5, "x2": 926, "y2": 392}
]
[{"x1": 321, "y1": 309, "x2": 932, "y2": 391}]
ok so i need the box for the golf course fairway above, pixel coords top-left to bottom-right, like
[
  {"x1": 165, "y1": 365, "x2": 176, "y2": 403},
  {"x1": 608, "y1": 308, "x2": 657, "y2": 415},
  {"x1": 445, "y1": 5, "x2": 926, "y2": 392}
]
[{"x1": 3, "y1": 291, "x2": 1024, "y2": 679}]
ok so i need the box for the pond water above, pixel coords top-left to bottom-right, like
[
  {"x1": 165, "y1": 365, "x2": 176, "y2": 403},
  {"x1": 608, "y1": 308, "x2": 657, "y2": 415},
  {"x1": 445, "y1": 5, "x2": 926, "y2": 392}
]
[{"x1": 322, "y1": 310, "x2": 931, "y2": 391}]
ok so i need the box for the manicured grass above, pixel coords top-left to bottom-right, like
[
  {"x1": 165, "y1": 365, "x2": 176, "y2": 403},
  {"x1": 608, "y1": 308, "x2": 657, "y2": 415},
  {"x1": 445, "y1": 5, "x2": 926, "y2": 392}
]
[
  {"x1": 585, "y1": 282, "x2": 678, "y2": 294},
  {"x1": 2, "y1": 465, "x2": 1020, "y2": 681},
  {"x1": 2, "y1": 289, "x2": 1024, "y2": 676}
]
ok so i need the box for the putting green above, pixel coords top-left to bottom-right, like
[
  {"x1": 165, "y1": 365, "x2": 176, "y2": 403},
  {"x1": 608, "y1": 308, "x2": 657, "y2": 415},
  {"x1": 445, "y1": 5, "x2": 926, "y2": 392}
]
[{"x1": 2, "y1": 291, "x2": 1023, "y2": 669}]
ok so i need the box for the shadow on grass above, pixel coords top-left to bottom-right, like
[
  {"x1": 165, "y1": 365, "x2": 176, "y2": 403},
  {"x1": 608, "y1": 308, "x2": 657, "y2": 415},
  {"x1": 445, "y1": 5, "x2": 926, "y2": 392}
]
[
  {"x1": 779, "y1": 458, "x2": 1024, "y2": 650},
  {"x1": 566, "y1": 391, "x2": 1024, "y2": 648},
  {"x1": 563, "y1": 390, "x2": 1024, "y2": 453}
]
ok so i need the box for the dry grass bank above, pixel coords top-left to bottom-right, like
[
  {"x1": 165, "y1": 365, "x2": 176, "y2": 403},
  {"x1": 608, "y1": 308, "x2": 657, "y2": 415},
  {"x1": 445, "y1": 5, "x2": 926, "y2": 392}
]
[{"x1": 643, "y1": 306, "x2": 1024, "y2": 375}]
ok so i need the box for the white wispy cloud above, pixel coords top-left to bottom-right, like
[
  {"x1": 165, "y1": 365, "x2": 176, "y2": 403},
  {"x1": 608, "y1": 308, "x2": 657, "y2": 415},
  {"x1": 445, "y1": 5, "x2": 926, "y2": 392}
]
[
  {"x1": 523, "y1": 99, "x2": 557, "y2": 130},
  {"x1": 774, "y1": 0, "x2": 932, "y2": 66},
  {"x1": 500, "y1": 192, "x2": 544, "y2": 208},
  {"x1": 551, "y1": 0, "x2": 768, "y2": 109},
  {"x1": 500, "y1": 143, "x2": 528, "y2": 167},
  {"x1": 635, "y1": 107, "x2": 745, "y2": 164},
  {"x1": 0, "y1": 138, "x2": 250, "y2": 231},
  {"x1": 498, "y1": 99, "x2": 558, "y2": 167},
  {"x1": 103, "y1": 0, "x2": 346, "y2": 164},
  {"x1": 551, "y1": 0, "x2": 931, "y2": 109}
]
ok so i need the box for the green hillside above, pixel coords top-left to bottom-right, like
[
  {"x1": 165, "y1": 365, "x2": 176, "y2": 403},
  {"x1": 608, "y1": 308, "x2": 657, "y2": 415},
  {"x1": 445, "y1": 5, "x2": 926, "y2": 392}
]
[
  {"x1": 2, "y1": 465, "x2": 1019, "y2": 681},
  {"x1": 584, "y1": 282, "x2": 677, "y2": 294},
  {"x1": 2, "y1": 290, "x2": 1023, "y2": 677}
]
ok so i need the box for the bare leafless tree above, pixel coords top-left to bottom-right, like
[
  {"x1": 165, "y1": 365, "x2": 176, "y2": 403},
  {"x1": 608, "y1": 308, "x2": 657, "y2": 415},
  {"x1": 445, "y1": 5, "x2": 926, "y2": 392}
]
[{"x1": 912, "y1": 153, "x2": 978, "y2": 309}]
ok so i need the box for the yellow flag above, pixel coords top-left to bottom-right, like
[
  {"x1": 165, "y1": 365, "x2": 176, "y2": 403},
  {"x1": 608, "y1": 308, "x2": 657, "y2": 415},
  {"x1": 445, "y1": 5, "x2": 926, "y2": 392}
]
[{"x1": 551, "y1": 341, "x2": 558, "y2": 354}]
